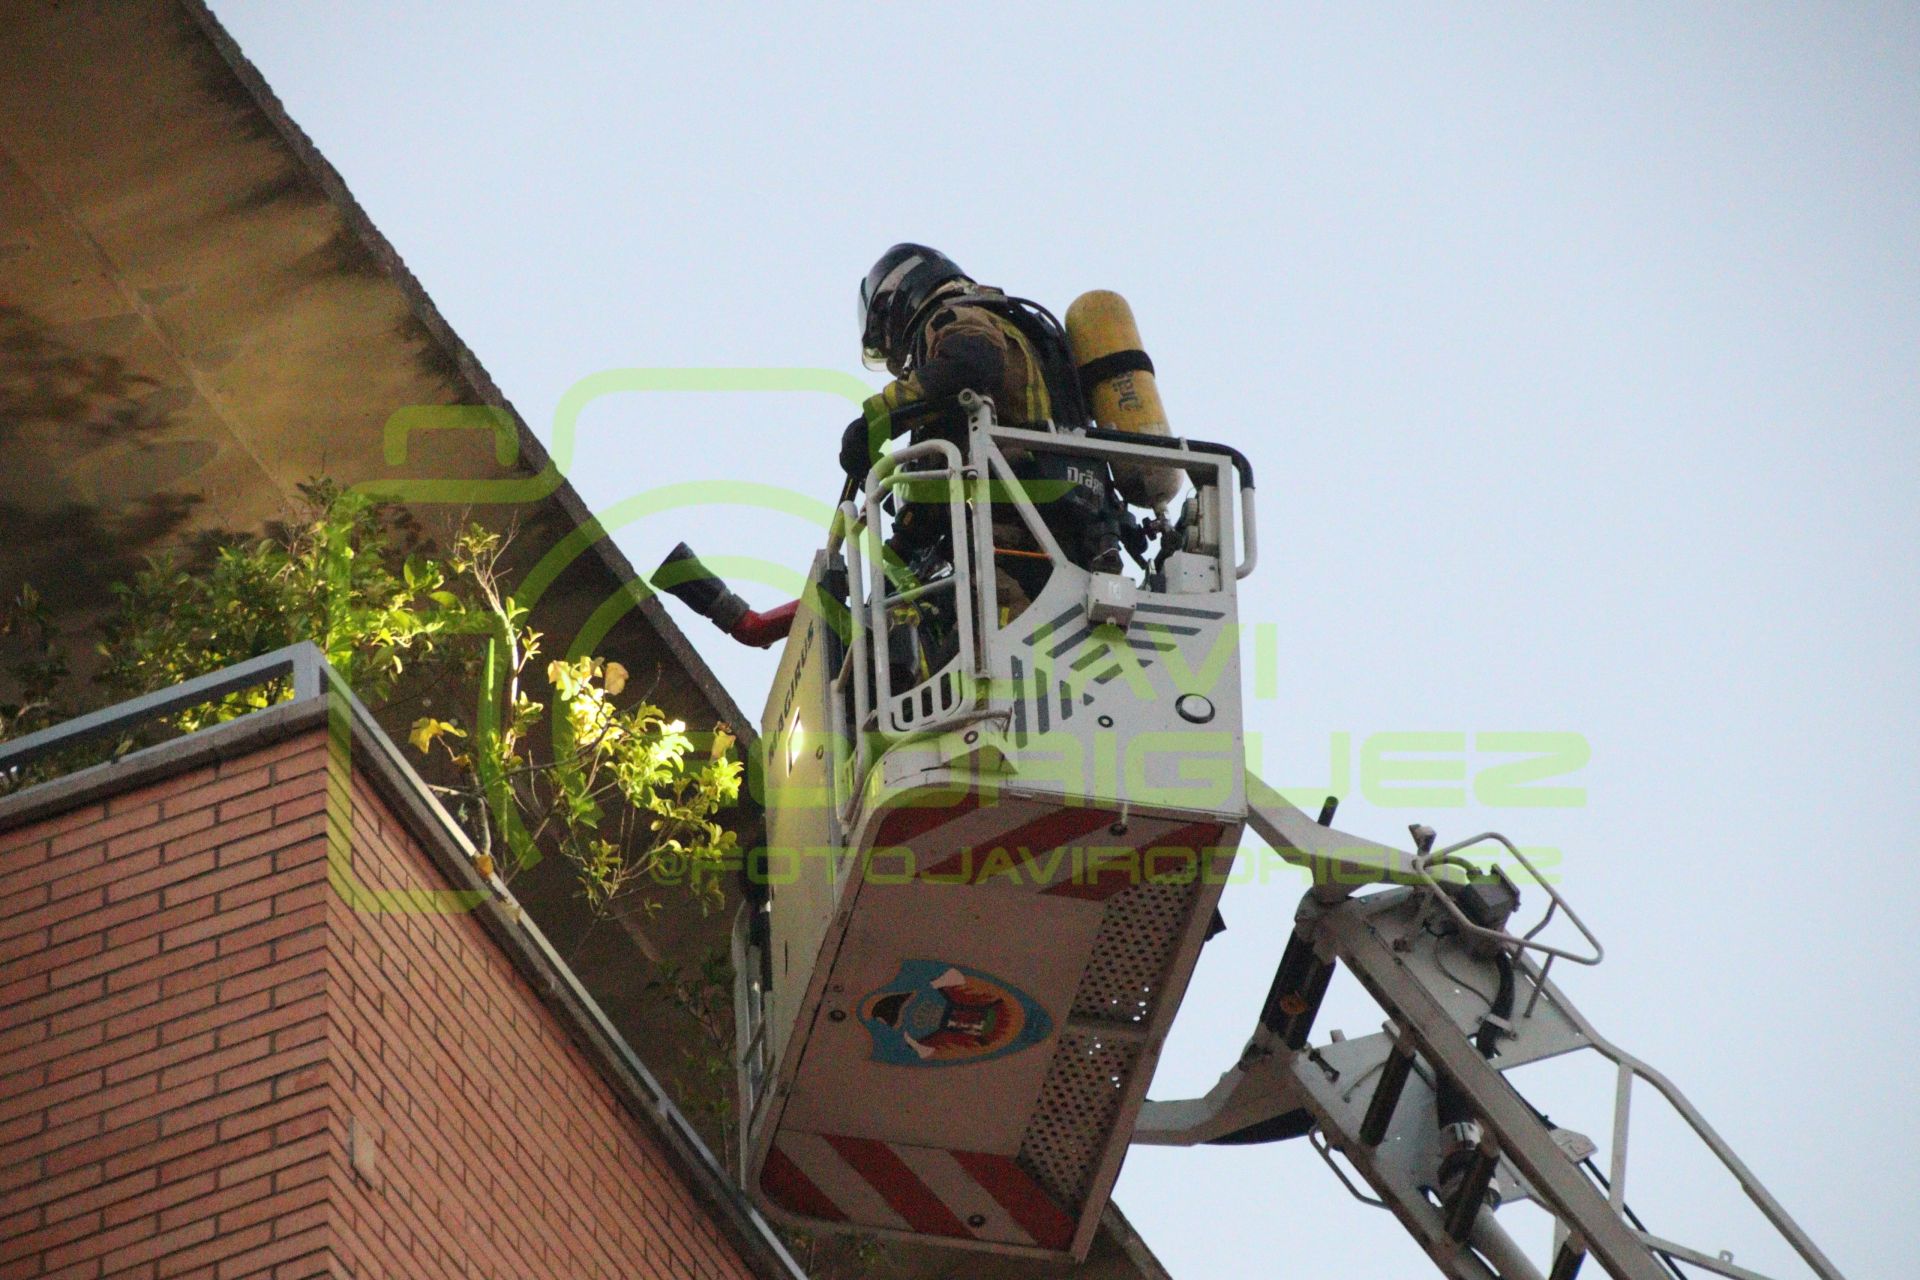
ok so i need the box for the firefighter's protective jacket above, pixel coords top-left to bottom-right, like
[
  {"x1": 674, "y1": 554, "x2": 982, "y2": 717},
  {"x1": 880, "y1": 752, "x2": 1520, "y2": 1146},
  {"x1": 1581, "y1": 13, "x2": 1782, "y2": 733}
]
[{"x1": 853, "y1": 288, "x2": 1051, "y2": 472}]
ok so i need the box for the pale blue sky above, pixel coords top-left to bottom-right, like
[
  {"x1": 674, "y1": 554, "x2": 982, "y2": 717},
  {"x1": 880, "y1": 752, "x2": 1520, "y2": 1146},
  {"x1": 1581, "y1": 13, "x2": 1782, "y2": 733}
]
[{"x1": 211, "y1": 4, "x2": 1914, "y2": 1274}]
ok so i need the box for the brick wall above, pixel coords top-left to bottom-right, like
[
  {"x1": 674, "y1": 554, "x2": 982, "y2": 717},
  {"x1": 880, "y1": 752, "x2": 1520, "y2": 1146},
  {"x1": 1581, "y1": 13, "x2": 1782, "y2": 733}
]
[{"x1": 0, "y1": 726, "x2": 764, "y2": 1279}]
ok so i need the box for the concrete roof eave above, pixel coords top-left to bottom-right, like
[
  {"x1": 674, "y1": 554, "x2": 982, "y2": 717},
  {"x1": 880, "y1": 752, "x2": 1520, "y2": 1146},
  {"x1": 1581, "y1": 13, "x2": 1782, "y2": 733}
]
[{"x1": 0, "y1": 0, "x2": 748, "y2": 748}]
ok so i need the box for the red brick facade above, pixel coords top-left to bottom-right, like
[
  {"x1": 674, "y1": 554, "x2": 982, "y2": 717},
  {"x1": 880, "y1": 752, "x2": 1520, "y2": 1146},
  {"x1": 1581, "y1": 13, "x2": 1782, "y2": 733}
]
[{"x1": 0, "y1": 728, "x2": 765, "y2": 1279}]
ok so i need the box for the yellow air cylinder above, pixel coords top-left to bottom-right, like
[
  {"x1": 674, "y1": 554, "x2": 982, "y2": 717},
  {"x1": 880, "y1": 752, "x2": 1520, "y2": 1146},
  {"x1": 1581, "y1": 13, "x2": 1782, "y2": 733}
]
[{"x1": 1064, "y1": 290, "x2": 1183, "y2": 511}]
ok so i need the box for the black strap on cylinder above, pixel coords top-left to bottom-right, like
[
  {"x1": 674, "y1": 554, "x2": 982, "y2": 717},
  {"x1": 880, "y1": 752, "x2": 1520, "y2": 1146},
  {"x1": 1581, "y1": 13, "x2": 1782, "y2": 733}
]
[{"x1": 1077, "y1": 348, "x2": 1155, "y2": 392}]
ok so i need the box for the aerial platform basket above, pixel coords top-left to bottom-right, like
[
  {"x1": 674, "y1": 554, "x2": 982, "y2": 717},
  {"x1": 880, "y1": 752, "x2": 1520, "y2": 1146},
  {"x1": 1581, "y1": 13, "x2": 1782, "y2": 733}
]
[{"x1": 733, "y1": 396, "x2": 1257, "y2": 1259}]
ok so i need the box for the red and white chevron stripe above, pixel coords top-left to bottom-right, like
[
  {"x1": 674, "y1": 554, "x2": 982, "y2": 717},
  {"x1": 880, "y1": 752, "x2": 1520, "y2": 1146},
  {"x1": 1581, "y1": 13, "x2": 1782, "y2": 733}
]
[
  {"x1": 761, "y1": 1129, "x2": 1076, "y2": 1252},
  {"x1": 867, "y1": 791, "x2": 1228, "y2": 902}
]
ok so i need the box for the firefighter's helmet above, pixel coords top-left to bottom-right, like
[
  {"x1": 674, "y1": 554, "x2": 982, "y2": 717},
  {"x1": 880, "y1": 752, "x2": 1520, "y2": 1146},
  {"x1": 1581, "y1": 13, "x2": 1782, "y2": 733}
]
[{"x1": 859, "y1": 243, "x2": 969, "y2": 374}]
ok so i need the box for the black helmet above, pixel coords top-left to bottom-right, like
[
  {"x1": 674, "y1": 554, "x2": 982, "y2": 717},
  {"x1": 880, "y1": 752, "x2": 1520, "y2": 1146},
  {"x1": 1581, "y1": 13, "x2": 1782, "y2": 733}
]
[{"x1": 859, "y1": 243, "x2": 969, "y2": 373}]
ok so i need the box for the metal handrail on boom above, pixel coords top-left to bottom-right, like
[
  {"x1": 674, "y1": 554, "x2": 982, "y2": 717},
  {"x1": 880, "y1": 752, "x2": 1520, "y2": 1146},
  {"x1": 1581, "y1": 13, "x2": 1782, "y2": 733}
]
[
  {"x1": 1412, "y1": 832, "x2": 1606, "y2": 968},
  {"x1": 1517, "y1": 957, "x2": 1848, "y2": 1280}
]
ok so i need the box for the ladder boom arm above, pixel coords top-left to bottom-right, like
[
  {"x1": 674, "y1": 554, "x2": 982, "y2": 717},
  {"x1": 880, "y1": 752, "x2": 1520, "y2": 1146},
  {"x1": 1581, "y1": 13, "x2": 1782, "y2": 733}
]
[{"x1": 1135, "y1": 770, "x2": 1850, "y2": 1280}]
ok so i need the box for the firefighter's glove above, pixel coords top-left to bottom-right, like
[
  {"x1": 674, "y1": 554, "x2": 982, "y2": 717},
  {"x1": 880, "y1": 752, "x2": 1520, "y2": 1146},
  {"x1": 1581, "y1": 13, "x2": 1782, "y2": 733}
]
[
  {"x1": 840, "y1": 396, "x2": 896, "y2": 483},
  {"x1": 839, "y1": 415, "x2": 872, "y2": 481}
]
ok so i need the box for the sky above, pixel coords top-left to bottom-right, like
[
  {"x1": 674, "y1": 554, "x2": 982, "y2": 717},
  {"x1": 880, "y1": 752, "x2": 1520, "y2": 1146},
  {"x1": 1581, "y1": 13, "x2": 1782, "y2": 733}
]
[{"x1": 208, "y1": 4, "x2": 1915, "y2": 1276}]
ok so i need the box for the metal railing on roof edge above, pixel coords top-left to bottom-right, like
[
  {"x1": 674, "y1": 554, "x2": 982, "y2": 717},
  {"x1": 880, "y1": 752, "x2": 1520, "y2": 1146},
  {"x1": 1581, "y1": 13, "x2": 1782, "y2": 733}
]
[{"x1": 0, "y1": 642, "x2": 327, "y2": 780}]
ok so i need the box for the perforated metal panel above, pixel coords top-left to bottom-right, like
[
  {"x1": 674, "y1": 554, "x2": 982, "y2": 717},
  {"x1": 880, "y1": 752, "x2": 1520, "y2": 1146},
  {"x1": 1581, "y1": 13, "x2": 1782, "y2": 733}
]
[
  {"x1": 1016, "y1": 879, "x2": 1197, "y2": 1204},
  {"x1": 1071, "y1": 880, "x2": 1196, "y2": 1024},
  {"x1": 1018, "y1": 1028, "x2": 1141, "y2": 1205}
]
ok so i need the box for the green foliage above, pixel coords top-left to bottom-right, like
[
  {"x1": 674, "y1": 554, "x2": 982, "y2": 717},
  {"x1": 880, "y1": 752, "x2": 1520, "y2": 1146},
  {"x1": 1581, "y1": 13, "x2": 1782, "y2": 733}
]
[
  {"x1": 643, "y1": 948, "x2": 880, "y2": 1276},
  {"x1": 649, "y1": 949, "x2": 740, "y2": 1167},
  {"x1": 8, "y1": 479, "x2": 740, "y2": 919},
  {"x1": 0, "y1": 581, "x2": 68, "y2": 743},
  {"x1": 541, "y1": 656, "x2": 740, "y2": 910},
  {"x1": 409, "y1": 523, "x2": 742, "y2": 916},
  {"x1": 780, "y1": 1226, "x2": 886, "y2": 1279},
  {"x1": 0, "y1": 582, "x2": 87, "y2": 792},
  {"x1": 98, "y1": 481, "x2": 454, "y2": 730}
]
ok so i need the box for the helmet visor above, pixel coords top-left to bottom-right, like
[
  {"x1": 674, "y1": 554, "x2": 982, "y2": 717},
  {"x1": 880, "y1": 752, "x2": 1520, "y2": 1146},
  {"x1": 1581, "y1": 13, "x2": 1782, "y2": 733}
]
[
  {"x1": 859, "y1": 253, "x2": 928, "y2": 362},
  {"x1": 858, "y1": 272, "x2": 891, "y2": 370}
]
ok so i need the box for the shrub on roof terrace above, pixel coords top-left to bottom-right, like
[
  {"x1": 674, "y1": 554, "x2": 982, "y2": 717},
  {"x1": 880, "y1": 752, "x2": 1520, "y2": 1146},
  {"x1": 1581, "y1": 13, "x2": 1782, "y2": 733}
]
[{"x1": 5, "y1": 480, "x2": 741, "y2": 918}]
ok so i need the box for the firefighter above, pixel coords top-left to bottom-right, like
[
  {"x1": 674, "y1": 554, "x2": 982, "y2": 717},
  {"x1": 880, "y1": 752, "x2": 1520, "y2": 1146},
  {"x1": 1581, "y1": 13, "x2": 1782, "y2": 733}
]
[{"x1": 842, "y1": 245, "x2": 1129, "y2": 628}]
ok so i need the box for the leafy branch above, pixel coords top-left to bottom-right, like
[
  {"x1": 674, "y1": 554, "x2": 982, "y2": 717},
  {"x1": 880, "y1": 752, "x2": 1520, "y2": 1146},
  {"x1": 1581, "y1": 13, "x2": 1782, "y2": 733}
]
[{"x1": 9, "y1": 480, "x2": 740, "y2": 919}]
